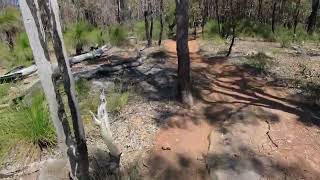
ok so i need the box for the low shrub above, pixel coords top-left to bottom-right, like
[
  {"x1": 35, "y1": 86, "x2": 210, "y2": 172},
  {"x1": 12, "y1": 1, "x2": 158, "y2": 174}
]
[
  {"x1": 108, "y1": 24, "x2": 128, "y2": 46},
  {"x1": 245, "y1": 52, "x2": 273, "y2": 74}
]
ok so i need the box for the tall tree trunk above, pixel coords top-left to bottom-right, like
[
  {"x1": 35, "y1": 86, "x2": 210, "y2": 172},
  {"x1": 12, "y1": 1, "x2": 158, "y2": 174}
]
[
  {"x1": 293, "y1": 0, "x2": 301, "y2": 34},
  {"x1": 158, "y1": 0, "x2": 164, "y2": 46},
  {"x1": 147, "y1": 0, "x2": 152, "y2": 46},
  {"x1": 307, "y1": 0, "x2": 320, "y2": 34},
  {"x1": 116, "y1": 0, "x2": 121, "y2": 23},
  {"x1": 258, "y1": 0, "x2": 263, "y2": 22},
  {"x1": 48, "y1": 0, "x2": 90, "y2": 178},
  {"x1": 271, "y1": 1, "x2": 277, "y2": 33},
  {"x1": 175, "y1": 0, "x2": 193, "y2": 106},
  {"x1": 215, "y1": 0, "x2": 221, "y2": 35},
  {"x1": 144, "y1": 9, "x2": 150, "y2": 47}
]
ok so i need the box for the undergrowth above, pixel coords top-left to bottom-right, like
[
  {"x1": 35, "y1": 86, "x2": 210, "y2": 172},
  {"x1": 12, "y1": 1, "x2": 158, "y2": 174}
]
[
  {"x1": 0, "y1": 91, "x2": 56, "y2": 161},
  {"x1": 244, "y1": 52, "x2": 273, "y2": 74}
]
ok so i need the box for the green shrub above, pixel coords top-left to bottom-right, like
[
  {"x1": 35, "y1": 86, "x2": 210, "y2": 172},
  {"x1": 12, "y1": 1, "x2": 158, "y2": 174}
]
[
  {"x1": 0, "y1": 91, "x2": 56, "y2": 159},
  {"x1": 133, "y1": 21, "x2": 146, "y2": 40},
  {"x1": 203, "y1": 20, "x2": 220, "y2": 39},
  {"x1": 107, "y1": 91, "x2": 129, "y2": 113},
  {"x1": 12, "y1": 32, "x2": 33, "y2": 66},
  {"x1": 0, "y1": 42, "x2": 13, "y2": 67},
  {"x1": 0, "y1": 83, "x2": 10, "y2": 101},
  {"x1": 245, "y1": 52, "x2": 273, "y2": 74},
  {"x1": 64, "y1": 21, "x2": 91, "y2": 53},
  {"x1": 238, "y1": 20, "x2": 274, "y2": 40},
  {"x1": 0, "y1": 7, "x2": 21, "y2": 33},
  {"x1": 75, "y1": 78, "x2": 90, "y2": 98},
  {"x1": 108, "y1": 24, "x2": 127, "y2": 46},
  {"x1": 87, "y1": 28, "x2": 108, "y2": 47},
  {"x1": 275, "y1": 27, "x2": 294, "y2": 48}
]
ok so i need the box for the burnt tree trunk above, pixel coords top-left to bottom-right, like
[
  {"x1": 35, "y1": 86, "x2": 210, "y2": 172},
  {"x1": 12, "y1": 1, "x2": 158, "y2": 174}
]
[
  {"x1": 307, "y1": 0, "x2": 320, "y2": 34},
  {"x1": 158, "y1": 0, "x2": 164, "y2": 46},
  {"x1": 293, "y1": 0, "x2": 301, "y2": 34},
  {"x1": 271, "y1": 1, "x2": 277, "y2": 33},
  {"x1": 258, "y1": 0, "x2": 263, "y2": 22},
  {"x1": 147, "y1": 0, "x2": 152, "y2": 46},
  {"x1": 175, "y1": 0, "x2": 193, "y2": 106},
  {"x1": 215, "y1": 0, "x2": 221, "y2": 35},
  {"x1": 116, "y1": 0, "x2": 121, "y2": 23},
  {"x1": 226, "y1": 25, "x2": 236, "y2": 57}
]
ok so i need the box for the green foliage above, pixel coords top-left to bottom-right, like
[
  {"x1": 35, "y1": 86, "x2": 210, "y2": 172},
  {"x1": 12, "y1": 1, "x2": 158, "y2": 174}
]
[
  {"x1": 12, "y1": 32, "x2": 33, "y2": 65},
  {"x1": 107, "y1": 91, "x2": 129, "y2": 113},
  {"x1": 87, "y1": 28, "x2": 108, "y2": 47},
  {"x1": 0, "y1": 91, "x2": 56, "y2": 160},
  {"x1": 75, "y1": 78, "x2": 90, "y2": 98},
  {"x1": 245, "y1": 52, "x2": 273, "y2": 74},
  {"x1": 0, "y1": 7, "x2": 21, "y2": 32},
  {"x1": 274, "y1": 27, "x2": 294, "y2": 48},
  {"x1": 238, "y1": 20, "x2": 274, "y2": 40},
  {"x1": 203, "y1": 20, "x2": 225, "y2": 44},
  {"x1": 0, "y1": 83, "x2": 10, "y2": 101},
  {"x1": 108, "y1": 24, "x2": 128, "y2": 46},
  {"x1": 133, "y1": 21, "x2": 146, "y2": 40},
  {"x1": 0, "y1": 32, "x2": 33, "y2": 68},
  {"x1": 64, "y1": 21, "x2": 91, "y2": 52}
]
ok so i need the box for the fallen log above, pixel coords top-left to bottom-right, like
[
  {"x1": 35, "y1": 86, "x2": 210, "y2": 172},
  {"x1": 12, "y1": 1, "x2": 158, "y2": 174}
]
[{"x1": 0, "y1": 45, "x2": 109, "y2": 84}]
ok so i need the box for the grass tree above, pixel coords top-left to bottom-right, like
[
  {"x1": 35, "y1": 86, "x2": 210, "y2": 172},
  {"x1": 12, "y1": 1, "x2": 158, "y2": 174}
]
[
  {"x1": 19, "y1": 0, "x2": 89, "y2": 179},
  {"x1": 0, "y1": 7, "x2": 21, "y2": 50}
]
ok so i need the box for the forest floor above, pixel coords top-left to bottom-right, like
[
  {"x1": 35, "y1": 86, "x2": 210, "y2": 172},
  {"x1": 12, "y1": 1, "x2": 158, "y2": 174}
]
[
  {"x1": 137, "y1": 39, "x2": 320, "y2": 180},
  {"x1": 1, "y1": 38, "x2": 320, "y2": 180}
]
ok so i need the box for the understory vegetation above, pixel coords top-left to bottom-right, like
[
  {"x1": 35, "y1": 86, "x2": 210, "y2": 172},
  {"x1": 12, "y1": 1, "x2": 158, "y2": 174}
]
[{"x1": 0, "y1": 91, "x2": 56, "y2": 161}]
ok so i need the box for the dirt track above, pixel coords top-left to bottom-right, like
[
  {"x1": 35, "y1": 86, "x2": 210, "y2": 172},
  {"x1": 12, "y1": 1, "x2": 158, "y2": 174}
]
[{"x1": 145, "y1": 40, "x2": 320, "y2": 180}]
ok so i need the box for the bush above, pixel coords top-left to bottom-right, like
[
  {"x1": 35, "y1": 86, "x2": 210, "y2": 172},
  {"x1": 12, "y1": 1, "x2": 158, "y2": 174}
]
[
  {"x1": 75, "y1": 78, "x2": 90, "y2": 98},
  {"x1": 245, "y1": 52, "x2": 273, "y2": 74},
  {"x1": 107, "y1": 91, "x2": 129, "y2": 113},
  {"x1": 64, "y1": 21, "x2": 91, "y2": 53},
  {"x1": 0, "y1": 83, "x2": 10, "y2": 101},
  {"x1": 133, "y1": 21, "x2": 146, "y2": 41},
  {"x1": 87, "y1": 28, "x2": 108, "y2": 47},
  {"x1": 108, "y1": 24, "x2": 127, "y2": 46},
  {"x1": 275, "y1": 27, "x2": 294, "y2": 48},
  {"x1": 203, "y1": 20, "x2": 220, "y2": 38},
  {"x1": 238, "y1": 20, "x2": 274, "y2": 40},
  {"x1": 0, "y1": 91, "x2": 56, "y2": 160}
]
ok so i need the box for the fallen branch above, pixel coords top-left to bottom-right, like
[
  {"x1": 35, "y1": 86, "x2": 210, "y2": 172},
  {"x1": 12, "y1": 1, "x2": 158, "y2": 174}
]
[
  {"x1": 90, "y1": 89, "x2": 121, "y2": 166},
  {"x1": 69, "y1": 45, "x2": 110, "y2": 65}
]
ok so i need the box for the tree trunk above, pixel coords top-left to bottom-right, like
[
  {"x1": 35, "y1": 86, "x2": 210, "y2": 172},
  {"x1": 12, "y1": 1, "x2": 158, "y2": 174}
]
[
  {"x1": 307, "y1": 0, "x2": 320, "y2": 34},
  {"x1": 258, "y1": 0, "x2": 263, "y2": 22},
  {"x1": 158, "y1": 0, "x2": 164, "y2": 46},
  {"x1": 293, "y1": 0, "x2": 301, "y2": 34},
  {"x1": 116, "y1": 0, "x2": 121, "y2": 23},
  {"x1": 226, "y1": 25, "x2": 236, "y2": 57},
  {"x1": 144, "y1": 10, "x2": 151, "y2": 47},
  {"x1": 48, "y1": 0, "x2": 90, "y2": 178},
  {"x1": 5, "y1": 30, "x2": 14, "y2": 50},
  {"x1": 175, "y1": 0, "x2": 193, "y2": 106},
  {"x1": 215, "y1": 0, "x2": 221, "y2": 35},
  {"x1": 147, "y1": 0, "x2": 152, "y2": 47},
  {"x1": 271, "y1": 1, "x2": 277, "y2": 33}
]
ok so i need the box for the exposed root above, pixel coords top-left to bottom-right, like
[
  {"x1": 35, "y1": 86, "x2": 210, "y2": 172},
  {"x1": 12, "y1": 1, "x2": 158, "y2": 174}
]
[{"x1": 265, "y1": 120, "x2": 278, "y2": 148}]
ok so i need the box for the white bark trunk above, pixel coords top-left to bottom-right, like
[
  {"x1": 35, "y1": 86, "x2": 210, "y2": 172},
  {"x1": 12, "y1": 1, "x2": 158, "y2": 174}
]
[{"x1": 90, "y1": 89, "x2": 121, "y2": 157}]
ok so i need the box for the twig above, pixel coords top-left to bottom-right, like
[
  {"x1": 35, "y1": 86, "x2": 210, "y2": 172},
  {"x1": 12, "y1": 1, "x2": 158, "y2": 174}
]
[{"x1": 265, "y1": 120, "x2": 278, "y2": 148}]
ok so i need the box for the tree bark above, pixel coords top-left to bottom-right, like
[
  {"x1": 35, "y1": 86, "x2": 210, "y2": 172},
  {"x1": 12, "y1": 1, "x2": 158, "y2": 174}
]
[
  {"x1": 158, "y1": 0, "x2": 164, "y2": 46},
  {"x1": 271, "y1": 1, "x2": 277, "y2": 33},
  {"x1": 307, "y1": 0, "x2": 320, "y2": 34},
  {"x1": 147, "y1": 0, "x2": 152, "y2": 47},
  {"x1": 144, "y1": 10, "x2": 151, "y2": 47},
  {"x1": 215, "y1": 0, "x2": 221, "y2": 35},
  {"x1": 175, "y1": 0, "x2": 193, "y2": 106},
  {"x1": 293, "y1": 0, "x2": 301, "y2": 34},
  {"x1": 226, "y1": 25, "x2": 236, "y2": 57},
  {"x1": 48, "y1": 0, "x2": 90, "y2": 178}
]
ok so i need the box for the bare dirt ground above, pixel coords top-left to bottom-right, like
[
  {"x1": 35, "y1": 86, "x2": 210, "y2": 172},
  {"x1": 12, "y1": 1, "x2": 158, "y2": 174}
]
[{"x1": 140, "y1": 40, "x2": 320, "y2": 180}]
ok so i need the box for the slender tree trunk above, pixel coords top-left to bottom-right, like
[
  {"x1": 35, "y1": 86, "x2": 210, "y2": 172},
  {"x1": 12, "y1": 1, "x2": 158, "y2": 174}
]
[
  {"x1": 258, "y1": 0, "x2": 263, "y2": 22},
  {"x1": 175, "y1": 0, "x2": 193, "y2": 106},
  {"x1": 144, "y1": 10, "x2": 150, "y2": 47},
  {"x1": 116, "y1": 0, "x2": 121, "y2": 23},
  {"x1": 293, "y1": 0, "x2": 301, "y2": 34},
  {"x1": 147, "y1": 0, "x2": 152, "y2": 46},
  {"x1": 307, "y1": 0, "x2": 320, "y2": 34},
  {"x1": 158, "y1": 0, "x2": 164, "y2": 46},
  {"x1": 271, "y1": 1, "x2": 277, "y2": 33},
  {"x1": 215, "y1": 0, "x2": 221, "y2": 35},
  {"x1": 226, "y1": 25, "x2": 236, "y2": 57},
  {"x1": 48, "y1": 0, "x2": 90, "y2": 178}
]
